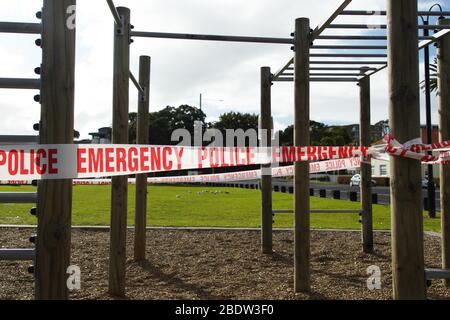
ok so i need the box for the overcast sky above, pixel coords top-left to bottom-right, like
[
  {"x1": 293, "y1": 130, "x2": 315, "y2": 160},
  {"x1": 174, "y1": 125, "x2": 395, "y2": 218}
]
[{"x1": 1, "y1": 0, "x2": 449, "y2": 140}]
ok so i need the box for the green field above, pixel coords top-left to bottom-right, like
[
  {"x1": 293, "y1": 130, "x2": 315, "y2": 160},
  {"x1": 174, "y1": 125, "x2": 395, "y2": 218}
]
[{"x1": 0, "y1": 185, "x2": 442, "y2": 232}]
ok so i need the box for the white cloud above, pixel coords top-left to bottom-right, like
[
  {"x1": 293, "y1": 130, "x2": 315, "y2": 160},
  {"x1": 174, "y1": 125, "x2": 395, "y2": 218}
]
[{"x1": 0, "y1": 0, "x2": 448, "y2": 140}]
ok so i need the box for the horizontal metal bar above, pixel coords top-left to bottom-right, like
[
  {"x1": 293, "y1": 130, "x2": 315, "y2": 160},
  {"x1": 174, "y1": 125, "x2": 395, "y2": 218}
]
[
  {"x1": 311, "y1": 73, "x2": 363, "y2": 76},
  {"x1": 309, "y1": 67, "x2": 377, "y2": 71},
  {"x1": 275, "y1": 77, "x2": 359, "y2": 82},
  {"x1": 311, "y1": 60, "x2": 387, "y2": 65},
  {"x1": 316, "y1": 35, "x2": 434, "y2": 40},
  {"x1": 312, "y1": 0, "x2": 353, "y2": 40},
  {"x1": 273, "y1": 210, "x2": 294, "y2": 214},
  {"x1": 106, "y1": 0, "x2": 122, "y2": 27},
  {"x1": 0, "y1": 193, "x2": 37, "y2": 204},
  {"x1": 0, "y1": 135, "x2": 39, "y2": 144},
  {"x1": 0, "y1": 249, "x2": 35, "y2": 261},
  {"x1": 129, "y1": 71, "x2": 144, "y2": 94},
  {"x1": 425, "y1": 268, "x2": 450, "y2": 280},
  {"x1": 312, "y1": 45, "x2": 387, "y2": 50},
  {"x1": 361, "y1": 64, "x2": 388, "y2": 80},
  {"x1": 0, "y1": 78, "x2": 40, "y2": 90},
  {"x1": 311, "y1": 53, "x2": 387, "y2": 58},
  {"x1": 311, "y1": 77, "x2": 359, "y2": 82},
  {"x1": 273, "y1": 209, "x2": 362, "y2": 214},
  {"x1": 340, "y1": 10, "x2": 450, "y2": 16},
  {"x1": 272, "y1": 58, "x2": 294, "y2": 81},
  {"x1": 311, "y1": 209, "x2": 362, "y2": 214},
  {"x1": 282, "y1": 72, "x2": 363, "y2": 77},
  {"x1": 327, "y1": 24, "x2": 450, "y2": 30},
  {"x1": 131, "y1": 31, "x2": 293, "y2": 44},
  {"x1": 419, "y1": 28, "x2": 450, "y2": 49},
  {"x1": 0, "y1": 22, "x2": 41, "y2": 34}
]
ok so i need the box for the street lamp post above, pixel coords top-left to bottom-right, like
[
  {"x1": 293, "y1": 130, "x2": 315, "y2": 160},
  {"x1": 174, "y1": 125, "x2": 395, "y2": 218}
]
[{"x1": 420, "y1": 4, "x2": 444, "y2": 219}]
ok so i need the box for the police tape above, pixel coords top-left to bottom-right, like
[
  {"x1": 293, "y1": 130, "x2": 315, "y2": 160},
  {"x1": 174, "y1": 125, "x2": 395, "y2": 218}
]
[
  {"x1": 0, "y1": 144, "x2": 369, "y2": 180},
  {"x1": 0, "y1": 157, "x2": 362, "y2": 185},
  {"x1": 0, "y1": 136, "x2": 449, "y2": 181}
]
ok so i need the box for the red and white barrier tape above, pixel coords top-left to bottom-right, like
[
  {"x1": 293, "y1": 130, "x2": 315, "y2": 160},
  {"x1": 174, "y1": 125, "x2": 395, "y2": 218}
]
[
  {"x1": 0, "y1": 135, "x2": 449, "y2": 182},
  {"x1": 0, "y1": 144, "x2": 368, "y2": 180},
  {"x1": 0, "y1": 157, "x2": 362, "y2": 185}
]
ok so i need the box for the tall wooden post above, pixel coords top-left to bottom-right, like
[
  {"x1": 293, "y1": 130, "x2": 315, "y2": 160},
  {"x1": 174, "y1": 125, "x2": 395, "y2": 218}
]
[
  {"x1": 109, "y1": 6, "x2": 130, "y2": 297},
  {"x1": 359, "y1": 76, "x2": 373, "y2": 253},
  {"x1": 438, "y1": 18, "x2": 450, "y2": 288},
  {"x1": 35, "y1": 0, "x2": 76, "y2": 300},
  {"x1": 260, "y1": 66, "x2": 272, "y2": 254},
  {"x1": 387, "y1": 0, "x2": 426, "y2": 300},
  {"x1": 294, "y1": 17, "x2": 310, "y2": 293},
  {"x1": 134, "y1": 56, "x2": 151, "y2": 262}
]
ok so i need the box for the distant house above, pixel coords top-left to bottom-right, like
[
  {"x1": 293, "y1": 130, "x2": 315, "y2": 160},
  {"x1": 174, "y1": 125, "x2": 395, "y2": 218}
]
[
  {"x1": 89, "y1": 127, "x2": 112, "y2": 144},
  {"x1": 370, "y1": 125, "x2": 440, "y2": 178},
  {"x1": 329, "y1": 120, "x2": 387, "y2": 143}
]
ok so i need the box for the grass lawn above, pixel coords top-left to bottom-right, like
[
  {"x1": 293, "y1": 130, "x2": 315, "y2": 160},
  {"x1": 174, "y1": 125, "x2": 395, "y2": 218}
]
[{"x1": 0, "y1": 185, "x2": 441, "y2": 232}]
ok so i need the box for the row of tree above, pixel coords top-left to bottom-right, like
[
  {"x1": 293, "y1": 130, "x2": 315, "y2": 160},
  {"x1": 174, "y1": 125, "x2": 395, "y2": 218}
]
[{"x1": 127, "y1": 105, "x2": 358, "y2": 147}]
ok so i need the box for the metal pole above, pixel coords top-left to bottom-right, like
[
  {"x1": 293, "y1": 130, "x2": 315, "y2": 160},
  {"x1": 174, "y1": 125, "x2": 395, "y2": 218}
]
[
  {"x1": 0, "y1": 193, "x2": 37, "y2": 203},
  {"x1": 359, "y1": 75, "x2": 373, "y2": 253},
  {"x1": 438, "y1": 18, "x2": 450, "y2": 288},
  {"x1": 0, "y1": 249, "x2": 35, "y2": 261},
  {"x1": 422, "y1": 19, "x2": 437, "y2": 218},
  {"x1": 294, "y1": 17, "x2": 311, "y2": 293},
  {"x1": 109, "y1": 6, "x2": 130, "y2": 297},
  {"x1": 36, "y1": 0, "x2": 76, "y2": 300},
  {"x1": 0, "y1": 78, "x2": 41, "y2": 89},
  {"x1": 260, "y1": 67, "x2": 272, "y2": 254},
  {"x1": 0, "y1": 22, "x2": 41, "y2": 34},
  {"x1": 130, "y1": 31, "x2": 293, "y2": 44},
  {"x1": 134, "y1": 56, "x2": 151, "y2": 262},
  {"x1": 0, "y1": 135, "x2": 39, "y2": 144},
  {"x1": 310, "y1": 61, "x2": 387, "y2": 65},
  {"x1": 387, "y1": 0, "x2": 426, "y2": 300}
]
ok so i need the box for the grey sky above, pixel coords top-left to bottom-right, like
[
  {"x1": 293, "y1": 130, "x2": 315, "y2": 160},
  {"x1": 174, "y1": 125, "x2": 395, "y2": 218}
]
[{"x1": 0, "y1": 0, "x2": 448, "y2": 140}]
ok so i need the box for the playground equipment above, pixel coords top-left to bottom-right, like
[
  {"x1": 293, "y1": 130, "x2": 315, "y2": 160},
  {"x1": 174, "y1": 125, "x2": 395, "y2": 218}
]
[
  {"x1": 0, "y1": 0, "x2": 449, "y2": 300},
  {"x1": 0, "y1": 7, "x2": 42, "y2": 282}
]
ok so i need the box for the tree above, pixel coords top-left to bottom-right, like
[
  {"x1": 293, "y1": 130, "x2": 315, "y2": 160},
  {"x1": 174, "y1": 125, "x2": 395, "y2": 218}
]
[
  {"x1": 208, "y1": 112, "x2": 259, "y2": 147},
  {"x1": 209, "y1": 112, "x2": 258, "y2": 132},
  {"x1": 128, "y1": 105, "x2": 206, "y2": 145},
  {"x1": 421, "y1": 57, "x2": 438, "y2": 94}
]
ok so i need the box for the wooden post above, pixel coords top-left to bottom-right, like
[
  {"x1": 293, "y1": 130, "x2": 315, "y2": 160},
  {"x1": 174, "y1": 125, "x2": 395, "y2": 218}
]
[
  {"x1": 387, "y1": 0, "x2": 426, "y2": 300},
  {"x1": 260, "y1": 66, "x2": 272, "y2": 254},
  {"x1": 294, "y1": 18, "x2": 311, "y2": 293},
  {"x1": 109, "y1": 6, "x2": 130, "y2": 297},
  {"x1": 438, "y1": 18, "x2": 450, "y2": 288},
  {"x1": 134, "y1": 56, "x2": 151, "y2": 261},
  {"x1": 359, "y1": 76, "x2": 373, "y2": 253},
  {"x1": 35, "y1": 0, "x2": 76, "y2": 300}
]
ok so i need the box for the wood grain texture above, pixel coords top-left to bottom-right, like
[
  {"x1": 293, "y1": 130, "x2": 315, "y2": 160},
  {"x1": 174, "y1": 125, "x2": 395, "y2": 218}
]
[
  {"x1": 359, "y1": 77, "x2": 373, "y2": 253},
  {"x1": 438, "y1": 18, "x2": 450, "y2": 288},
  {"x1": 260, "y1": 66, "x2": 272, "y2": 254},
  {"x1": 294, "y1": 18, "x2": 311, "y2": 293},
  {"x1": 36, "y1": 0, "x2": 76, "y2": 300},
  {"x1": 109, "y1": 6, "x2": 130, "y2": 297},
  {"x1": 387, "y1": 0, "x2": 426, "y2": 300},
  {"x1": 134, "y1": 56, "x2": 151, "y2": 262}
]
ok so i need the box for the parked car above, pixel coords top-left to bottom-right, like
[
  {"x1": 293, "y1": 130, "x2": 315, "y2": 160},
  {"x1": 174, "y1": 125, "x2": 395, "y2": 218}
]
[{"x1": 349, "y1": 174, "x2": 377, "y2": 187}]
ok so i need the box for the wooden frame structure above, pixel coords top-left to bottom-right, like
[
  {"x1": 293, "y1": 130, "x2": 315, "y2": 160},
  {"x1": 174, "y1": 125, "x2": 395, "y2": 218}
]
[
  {"x1": 0, "y1": 0, "x2": 449, "y2": 300},
  {"x1": 268, "y1": 0, "x2": 450, "y2": 298}
]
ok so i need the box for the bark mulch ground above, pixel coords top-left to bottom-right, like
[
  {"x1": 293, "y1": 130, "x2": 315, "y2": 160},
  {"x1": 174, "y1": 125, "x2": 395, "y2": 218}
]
[{"x1": 0, "y1": 228, "x2": 449, "y2": 300}]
